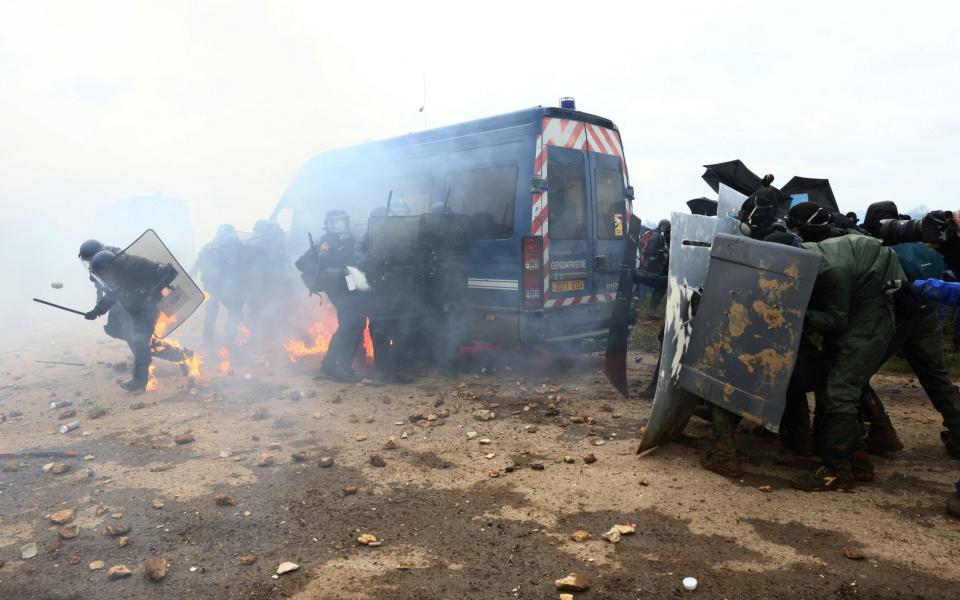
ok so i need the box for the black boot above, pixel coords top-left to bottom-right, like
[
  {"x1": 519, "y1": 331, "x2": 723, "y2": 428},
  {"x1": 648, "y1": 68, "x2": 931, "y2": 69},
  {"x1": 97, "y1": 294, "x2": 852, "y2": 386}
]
[
  {"x1": 120, "y1": 357, "x2": 149, "y2": 392},
  {"x1": 864, "y1": 417, "x2": 904, "y2": 454},
  {"x1": 941, "y1": 431, "x2": 960, "y2": 459},
  {"x1": 791, "y1": 463, "x2": 853, "y2": 491}
]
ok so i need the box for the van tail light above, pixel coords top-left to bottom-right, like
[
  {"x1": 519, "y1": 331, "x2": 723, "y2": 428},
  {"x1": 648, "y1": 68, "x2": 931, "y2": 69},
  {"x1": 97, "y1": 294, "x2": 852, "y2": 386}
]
[{"x1": 522, "y1": 236, "x2": 544, "y2": 308}]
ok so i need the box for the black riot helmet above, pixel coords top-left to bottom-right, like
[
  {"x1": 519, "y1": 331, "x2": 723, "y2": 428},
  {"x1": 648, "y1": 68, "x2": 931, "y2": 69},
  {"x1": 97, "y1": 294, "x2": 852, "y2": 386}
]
[
  {"x1": 79, "y1": 239, "x2": 104, "y2": 261},
  {"x1": 324, "y1": 209, "x2": 351, "y2": 235},
  {"x1": 658, "y1": 219, "x2": 671, "y2": 244},
  {"x1": 89, "y1": 250, "x2": 117, "y2": 275},
  {"x1": 738, "y1": 194, "x2": 777, "y2": 239},
  {"x1": 862, "y1": 201, "x2": 900, "y2": 236}
]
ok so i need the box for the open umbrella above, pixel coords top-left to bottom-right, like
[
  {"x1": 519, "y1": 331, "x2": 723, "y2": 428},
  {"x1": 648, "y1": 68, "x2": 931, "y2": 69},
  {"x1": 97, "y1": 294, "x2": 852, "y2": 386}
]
[
  {"x1": 779, "y1": 177, "x2": 839, "y2": 213},
  {"x1": 701, "y1": 160, "x2": 764, "y2": 196},
  {"x1": 687, "y1": 197, "x2": 718, "y2": 216}
]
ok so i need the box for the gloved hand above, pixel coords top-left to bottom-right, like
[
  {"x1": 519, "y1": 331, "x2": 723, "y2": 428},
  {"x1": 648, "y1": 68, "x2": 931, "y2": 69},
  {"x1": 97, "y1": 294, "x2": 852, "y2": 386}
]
[
  {"x1": 84, "y1": 310, "x2": 100, "y2": 320},
  {"x1": 912, "y1": 278, "x2": 960, "y2": 307}
]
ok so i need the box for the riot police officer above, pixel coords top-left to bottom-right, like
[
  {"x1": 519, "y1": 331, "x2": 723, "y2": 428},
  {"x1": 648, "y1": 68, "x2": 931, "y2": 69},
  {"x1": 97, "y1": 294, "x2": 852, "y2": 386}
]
[
  {"x1": 84, "y1": 249, "x2": 192, "y2": 391},
  {"x1": 192, "y1": 224, "x2": 246, "y2": 346},
  {"x1": 296, "y1": 210, "x2": 367, "y2": 382},
  {"x1": 79, "y1": 239, "x2": 132, "y2": 345}
]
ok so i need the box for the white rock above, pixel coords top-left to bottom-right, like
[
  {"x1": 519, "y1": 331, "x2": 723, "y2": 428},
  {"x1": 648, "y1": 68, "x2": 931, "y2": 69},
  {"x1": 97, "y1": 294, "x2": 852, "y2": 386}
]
[{"x1": 276, "y1": 561, "x2": 300, "y2": 575}]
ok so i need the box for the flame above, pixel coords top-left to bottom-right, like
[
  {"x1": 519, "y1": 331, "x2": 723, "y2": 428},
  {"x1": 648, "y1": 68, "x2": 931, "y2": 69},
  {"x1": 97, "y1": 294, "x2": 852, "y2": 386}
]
[
  {"x1": 283, "y1": 303, "x2": 374, "y2": 363},
  {"x1": 203, "y1": 291, "x2": 211, "y2": 301},
  {"x1": 182, "y1": 348, "x2": 202, "y2": 379},
  {"x1": 236, "y1": 324, "x2": 250, "y2": 347},
  {"x1": 218, "y1": 347, "x2": 231, "y2": 375},
  {"x1": 145, "y1": 365, "x2": 158, "y2": 392},
  {"x1": 154, "y1": 311, "x2": 178, "y2": 339}
]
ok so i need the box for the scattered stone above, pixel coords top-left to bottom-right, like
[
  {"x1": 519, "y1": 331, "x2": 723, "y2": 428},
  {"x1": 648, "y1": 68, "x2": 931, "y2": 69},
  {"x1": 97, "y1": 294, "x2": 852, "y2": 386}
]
[
  {"x1": 256, "y1": 453, "x2": 275, "y2": 467},
  {"x1": 66, "y1": 555, "x2": 81, "y2": 565},
  {"x1": 568, "y1": 416, "x2": 585, "y2": 424},
  {"x1": 318, "y1": 456, "x2": 335, "y2": 468},
  {"x1": 555, "y1": 573, "x2": 591, "y2": 592},
  {"x1": 592, "y1": 439, "x2": 606, "y2": 446},
  {"x1": 560, "y1": 595, "x2": 574, "y2": 600},
  {"x1": 107, "y1": 565, "x2": 131, "y2": 580},
  {"x1": 525, "y1": 425, "x2": 539, "y2": 433},
  {"x1": 426, "y1": 414, "x2": 438, "y2": 422},
  {"x1": 49, "y1": 508, "x2": 76, "y2": 525},
  {"x1": 370, "y1": 454, "x2": 387, "y2": 467},
  {"x1": 563, "y1": 456, "x2": 575, "y2": 464},
  {"x1": 105, "y1": 523, "x2": 131, "y2": 537},
  {"x1": 267, "y1": 442, "x2": 282, "y2": 450},
  {"x1": 46, "y1": 538, "x2": 61, "y2": 553},
  {"x1": 530, "y1": 463, "x2": 545, "y2": 471},
  {"x1": 436, "y1": 408, "x2": 450, "y2": 418},
  {"x1": 466, "y1": 431, "x2": 479, "y2": 440},
  {"x1": 2, "y1": 460, "x2": 17, "y2": 472},
  {"x1": 612, "y1": 413, "x2": 622, "y2": 419},
  {"x1": 355, "y1": 433, "x2": 369, "y2": 441},
  {"x1": 58, "y1": 524, "x2": 80, "y2": 539},
  {"x1": 87, "y1": 406, "x2": 108, "y2": 419},
  {"x1": 214, "y1": 492, "x2": 236, "y2": 506},
  {"x1": 478, "y1": 438, "x2": 492, "y2": 445},
  {"x1": 240, "y1": 554, "x2": 257, "y2": 565},
  {"x1": 291, "y1": 451, "x2": 309, "y2": 462},
  {"x1": 583, "y1": 453, "x2": 597, "y2": 464},
  {"x1": 89, "y1": 560, "x2": 106, "y2": 571},
  {"x1": 544, "y1": 404, "x2": 560, "y2": 417},
  {"x1": 383, "y1": 436, "x2": 400, "y2": 450},
  {"x1": 144, "y1": 556, "x2": 167, "y2": 582},
  {"x1": 484, "y1": 453, "x2": 496, "y2": 459},
  {"x1": 472, "y1": 409, "x2": 495, "y2": 421},
  {"x1": 400, "y1": 431, "x2": 409, "y2": 439},
  {"x1": 151, "y1": 499, "x2": 164, "y2": 509},
  {"x1": 758, "y1": 485, "x2": 773, "y2": 493},
  {"x1": 489, "y1": 470, "x2": 500, "y2": 478},
  {"x1": 842, "y1": 547, "x2": 865, "y2": 560},
  {"x1": 602, "y1": 523, "x2": 636, "y2": 543},
  {"x1": 570, "y1": 530, "x2": 591, "y2": 542},
  {"x1": 639, "y1": 477, "x2": 650, "y2": 486},
  {"x1": 58, "y1": 409, "x2": 77, "y2": 420},
  {"x1": 130, "y1": 401, "x2": 146, "y2": 410},
  {"x1": 174, "y1": 431, "x2": 194, "y2": 445},
  {"x1": 357, "y1": 533, "x2": 379, "y2": 545},
  {"x1": 111, "y1": 513, "x2": 124, "y2": 519},
  {"x1": 50, "y1": 463, "x2": 70, "y2": 475},
  {"x1": 342, "y1": 486, "x2": 358, "y2": 496},
  {"x1": 415, "y1": 419, "x2": 430, "y2": 428},
  {"x1": 276, "y1": 561, "x2": 299, "y2": 575},
  {"x1": 118, "y1": 536, "x2": 129, "y2": 547},
  {"x1": 95, "y1": 505, "x2": 109, "y2": 516}
]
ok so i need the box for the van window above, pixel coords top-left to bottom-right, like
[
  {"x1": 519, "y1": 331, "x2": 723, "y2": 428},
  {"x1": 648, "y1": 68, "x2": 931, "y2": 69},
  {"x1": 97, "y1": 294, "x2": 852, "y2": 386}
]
[
  {"x1": 383, "y1": 175, "x2": 434, "y2": 215},
  {"x1": 548, "y1": 161, "x2": 586, "y2": 240},
  {"x1": 595, "y1": 168, "x2": 625, "y2": 239},
  {"x1": 445, "y1": 165, "x2": 517, "y2": 239}
]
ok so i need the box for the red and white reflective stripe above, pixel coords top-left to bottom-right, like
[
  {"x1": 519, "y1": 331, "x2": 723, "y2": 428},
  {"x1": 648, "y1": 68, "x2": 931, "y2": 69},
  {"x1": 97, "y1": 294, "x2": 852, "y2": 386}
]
[{"x1": 543, "y1": 293, "x2": 617, "y2": 308}]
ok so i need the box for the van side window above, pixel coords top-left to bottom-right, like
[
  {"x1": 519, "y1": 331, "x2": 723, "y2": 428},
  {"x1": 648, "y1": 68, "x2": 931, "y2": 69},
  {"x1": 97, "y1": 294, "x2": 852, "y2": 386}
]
[
  {"x1": 384, "y1": 175, "x2": 434, "y2": 215},
  {"x1": 548, "y1": 161, "x2": 586, "y2": 240},
  {"x1": 445, "y1": 165, "x2": 518, "y2": 239},
  {"x1": 595, "y1": 168, "x2": 625, "y2": 239}
]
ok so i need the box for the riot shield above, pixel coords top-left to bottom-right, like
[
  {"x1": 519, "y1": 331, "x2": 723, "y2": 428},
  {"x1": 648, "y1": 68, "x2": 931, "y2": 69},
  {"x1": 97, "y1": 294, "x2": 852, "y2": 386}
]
[
  {"x1": 367, "y1": 215, "x2": 422, "y2": 266},
  {"x1": 637, "y1": 212, "x2": 717, "y2": 454},
  {"x1": 716, "y1": 184, "x2": 748, "y2": 237},
  {"x1": 677, "y1": 234, "x2": 820, "y2": 431},
  {"x1": 117, "y1": 229, "x2": 205, "y2": 339}
]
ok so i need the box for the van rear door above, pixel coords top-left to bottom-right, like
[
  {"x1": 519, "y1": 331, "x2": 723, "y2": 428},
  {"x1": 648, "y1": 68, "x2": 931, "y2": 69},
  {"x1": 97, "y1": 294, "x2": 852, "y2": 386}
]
[
  {"x1": 590, "y1": 152, "x2": 627, "y2": 298},
  {"x1": 545, "y1": 146, "x2": 592, "y2": 305}
]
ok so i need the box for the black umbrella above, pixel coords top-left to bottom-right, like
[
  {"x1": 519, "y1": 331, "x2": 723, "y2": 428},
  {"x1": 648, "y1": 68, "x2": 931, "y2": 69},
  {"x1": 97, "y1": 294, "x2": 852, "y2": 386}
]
[
  {"x1": 687, "y1": 197, "x2": 718, "y2": 216},
  {"x1": 779, "y1": 177, "x2": 839, "y2": 213},
  {"x1": 702, "y1": 160, "x2": 764, "y2": 196}
]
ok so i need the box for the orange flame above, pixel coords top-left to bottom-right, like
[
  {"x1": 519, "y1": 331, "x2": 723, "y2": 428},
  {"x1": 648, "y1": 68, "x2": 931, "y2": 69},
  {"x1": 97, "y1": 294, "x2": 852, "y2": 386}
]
[
  {"x1": 154, "y1": 311, "x2": 178, "y2": 339},
  {"x1": 283, "y1": 303, "x2": 374, "y2": 363},
  {"x1": 218, "y1": 346, "x2": 231, "y2": 375},
  {"x1": 145, "y1": 365, "x2": 158, "y2": 392},
  {"x1": 203, "y1": 291, "x2": 211, "y2": 301},
  {"x1": 236, "y1": 324, "x2": 250, "y2": 347}
]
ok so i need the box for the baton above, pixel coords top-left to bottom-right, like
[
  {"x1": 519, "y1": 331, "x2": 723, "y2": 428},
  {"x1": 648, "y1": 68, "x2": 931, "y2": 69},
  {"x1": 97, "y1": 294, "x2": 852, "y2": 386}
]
[{"x1": 32, "y1": 298, "x2": 87, "y2": 316}]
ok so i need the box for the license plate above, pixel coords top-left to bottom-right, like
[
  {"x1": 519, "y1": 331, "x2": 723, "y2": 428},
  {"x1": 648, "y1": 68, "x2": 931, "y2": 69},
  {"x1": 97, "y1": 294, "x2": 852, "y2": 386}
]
[{"x1": 551, "y1": 279, "x2": 585, "y2": 293}]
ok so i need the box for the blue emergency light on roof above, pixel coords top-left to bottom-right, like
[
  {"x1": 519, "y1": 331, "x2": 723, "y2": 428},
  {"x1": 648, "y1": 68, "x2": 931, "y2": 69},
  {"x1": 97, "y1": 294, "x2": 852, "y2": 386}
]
[{"x1": 560, "y1": 97, "x2": 576, "y2": 110}]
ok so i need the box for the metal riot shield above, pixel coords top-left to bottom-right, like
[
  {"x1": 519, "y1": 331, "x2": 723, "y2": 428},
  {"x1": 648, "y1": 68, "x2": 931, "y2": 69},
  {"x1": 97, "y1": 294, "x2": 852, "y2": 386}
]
[
  {"x1": 637, "y1": 212, "x2": 717, "y2": 454},
  {"x1": 716, "y1": 184, "x2": 748, "y2": 237},
  {"x1": 677, "y1": 234, "x2": 820, "y2": 431},
  {"x1": 367, "y1": 216, "x2": 422, "y2": 266},
  {"x1": 117, "y1": 229, "x2": 205, "y2": 339}
]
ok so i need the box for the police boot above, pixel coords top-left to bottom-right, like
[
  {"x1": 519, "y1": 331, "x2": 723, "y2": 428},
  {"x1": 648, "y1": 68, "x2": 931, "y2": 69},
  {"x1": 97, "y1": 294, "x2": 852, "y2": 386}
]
[
  {"x1": 638, "y1": 381, "x2": 657, "y2": 400},
  {"x1": 701, "y1": 406, "x2": 742, "y2": 478},
  {"x1": 120, "y1": 358, "x2": 149, "y2": 392},
  {"x1": 851, "y1": 449, "x2": 875, "y2": 482},
  {"x1": 791, "y1": 462, "x2": 853, "y2": 492},
  {"x1": 940, "y1": 431, "x2": 960, "y2": 459},
  {"x1": 864, "y1": 417, "x2": 904, "y2": 454},
  {"x1": 948, "y1": 492, "x2": 960, "y2": 518}
]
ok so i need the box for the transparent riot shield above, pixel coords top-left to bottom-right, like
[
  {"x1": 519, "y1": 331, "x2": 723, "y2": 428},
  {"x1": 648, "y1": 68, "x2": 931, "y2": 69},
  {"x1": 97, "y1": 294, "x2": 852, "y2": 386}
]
[
  {"x1": 637, "y1": 212, "x2": 717, "y2": 454},
  {"x1": 116, "y1": 229, "x2": 204, "y2": 339},
  {"x1": 678, "y1": 234, "x2": 820, "y2": 431},
  {"x1": 716, "y1": 183, "x2": 748, "y2": 237}
]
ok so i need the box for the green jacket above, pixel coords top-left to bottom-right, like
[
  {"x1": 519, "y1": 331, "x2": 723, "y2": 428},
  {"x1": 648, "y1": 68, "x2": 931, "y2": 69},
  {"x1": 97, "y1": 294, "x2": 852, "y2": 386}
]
[{"x1": 801, "y1": 235, "x2": 905, "y2": 334}]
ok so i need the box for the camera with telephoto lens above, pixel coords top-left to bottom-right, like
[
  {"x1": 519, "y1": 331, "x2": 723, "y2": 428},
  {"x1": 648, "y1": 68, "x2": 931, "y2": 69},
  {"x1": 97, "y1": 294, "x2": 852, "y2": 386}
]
[{"x1": 877, "y1": 210, "x2": 957, "y2": 245}]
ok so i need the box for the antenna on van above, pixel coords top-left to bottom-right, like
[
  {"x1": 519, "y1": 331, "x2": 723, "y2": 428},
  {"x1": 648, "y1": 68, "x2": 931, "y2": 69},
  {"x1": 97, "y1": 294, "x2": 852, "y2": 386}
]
[{"x1": 385, "y1": 190, "x2": 393, "y2": 216}]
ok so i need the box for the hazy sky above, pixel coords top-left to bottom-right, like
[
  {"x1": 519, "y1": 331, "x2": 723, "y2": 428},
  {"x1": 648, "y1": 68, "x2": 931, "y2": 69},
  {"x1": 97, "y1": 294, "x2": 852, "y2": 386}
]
[{"x1": 1, "y1": 1, "x2": 958, "y2": 254}]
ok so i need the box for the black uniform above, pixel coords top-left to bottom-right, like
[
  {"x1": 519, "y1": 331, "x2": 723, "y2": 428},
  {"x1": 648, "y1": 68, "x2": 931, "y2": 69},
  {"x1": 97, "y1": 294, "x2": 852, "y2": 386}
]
[
  {"x1": 88, "y1": 253, "x2": 190, "y2": 391},
  {"x1": 192, "y1": 228, "x2": 245, "y2": 346}
]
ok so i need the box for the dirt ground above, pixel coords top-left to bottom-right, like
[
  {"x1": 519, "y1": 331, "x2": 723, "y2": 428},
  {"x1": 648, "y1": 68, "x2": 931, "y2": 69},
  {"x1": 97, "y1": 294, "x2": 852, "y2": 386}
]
[{"x1": 1, "y1": 320, "x2": 959, "y2": 600}]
